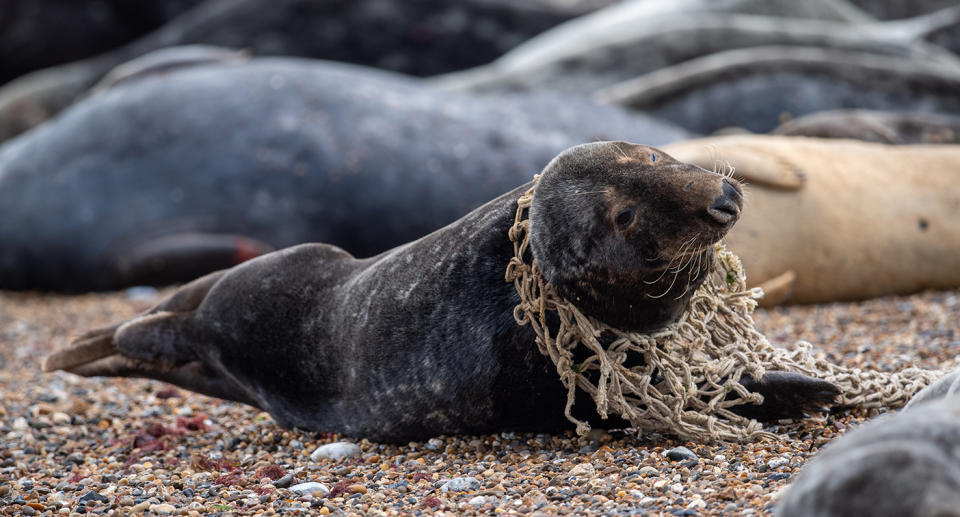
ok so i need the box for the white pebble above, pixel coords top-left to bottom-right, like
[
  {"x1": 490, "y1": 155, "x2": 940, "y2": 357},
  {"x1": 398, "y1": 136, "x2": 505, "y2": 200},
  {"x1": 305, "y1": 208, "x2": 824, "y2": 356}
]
[
  {"x1": 12, "y1": 417, "x2": 28, "y2": 431},
  {"x1": 568, "y1": 462, "x2": 596, "y2": 478},
  {"x1": 441, "y1": 477, "x2": 481, "y2": 493},
  {"x1": 767, "y1": 457, "x2": 790, "y2": 469},
  {"x1": 468, "y1": 495, "x2": 487, "y2": 506},
  {"x1": 290, "y1": 482, "x2": 330, "y2": 497},
  {"x1": 639, "y1": 496, "x2": 658, "y2": 506},
  {"x1": 310, "y1": 441, "x2": 361, "y2": 461},
  {"x1": 149, "y1": 504, "x2": 175, "y2": 514},
  {"x1": 125, "y1": 286, "x2": 159, "y2": 301}
]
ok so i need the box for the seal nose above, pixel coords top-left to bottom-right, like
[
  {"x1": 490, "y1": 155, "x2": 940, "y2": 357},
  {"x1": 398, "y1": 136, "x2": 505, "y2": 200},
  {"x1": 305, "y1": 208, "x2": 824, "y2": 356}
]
[{"x1": 707, "y1": 179, "x2": 742, "y2": 225}]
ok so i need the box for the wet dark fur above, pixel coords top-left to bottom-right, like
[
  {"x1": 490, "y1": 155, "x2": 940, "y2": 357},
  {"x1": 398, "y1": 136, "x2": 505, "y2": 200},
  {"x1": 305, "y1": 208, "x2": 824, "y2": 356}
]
[{"x1": 44, "y1": 142, "x2": 838, "y2": 442}]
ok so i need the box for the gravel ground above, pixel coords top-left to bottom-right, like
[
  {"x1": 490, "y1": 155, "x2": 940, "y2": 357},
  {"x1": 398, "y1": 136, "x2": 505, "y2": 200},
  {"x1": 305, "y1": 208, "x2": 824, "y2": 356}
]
[{"x1": 0, "y1": 287, "x2": 957, "y2": 516}]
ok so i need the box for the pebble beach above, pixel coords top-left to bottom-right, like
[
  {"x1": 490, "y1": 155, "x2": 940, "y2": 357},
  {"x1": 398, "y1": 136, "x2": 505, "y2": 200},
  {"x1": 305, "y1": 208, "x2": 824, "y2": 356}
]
[{"x1": 1, "y1": 288, "x2": 957, "y2": 516}]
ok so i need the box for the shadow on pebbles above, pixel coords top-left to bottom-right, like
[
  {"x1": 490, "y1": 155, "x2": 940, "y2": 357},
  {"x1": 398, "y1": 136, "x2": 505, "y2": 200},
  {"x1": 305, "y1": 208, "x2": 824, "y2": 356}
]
[{"x1": 0, "y1": 287, "x2": 957, "y2": 516}]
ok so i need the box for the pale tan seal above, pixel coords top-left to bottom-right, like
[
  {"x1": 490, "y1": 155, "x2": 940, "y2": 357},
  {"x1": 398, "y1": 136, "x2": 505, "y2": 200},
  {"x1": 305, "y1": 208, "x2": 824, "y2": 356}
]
[{"x1": 664, "y1": 134, "x2": 960, "y2": 304}]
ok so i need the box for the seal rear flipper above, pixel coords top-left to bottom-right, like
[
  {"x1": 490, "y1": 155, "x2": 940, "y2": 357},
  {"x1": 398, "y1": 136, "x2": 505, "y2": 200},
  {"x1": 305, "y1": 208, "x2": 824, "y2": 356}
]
[
  {"x1": 43, "y1": 269, "x2": 226, "y2": 374},
  {"x1": 42, "y1": 326, "x2": 119, "y2": 373},
  {"x1": 43, "y1": 311, "x2": 199, "y2": 372},
  {"x1": 733, "y1": 371, "x2": 841, "y2": 421},
  {"x1": 45, "y1": 311, "x2": 260, "y2": 407},
  {"x1": 115, "y1": 232, "x2": 273, "y2": 287},
  {"x1": 64, "y1": 355, "x2": 260, "y2": 408}
]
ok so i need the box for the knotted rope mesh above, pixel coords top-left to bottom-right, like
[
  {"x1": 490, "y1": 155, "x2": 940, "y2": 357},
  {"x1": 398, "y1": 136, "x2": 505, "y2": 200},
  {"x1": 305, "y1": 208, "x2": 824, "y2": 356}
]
[{"x1": 505, "y1": 180, "x2": 944, "y2": 442}]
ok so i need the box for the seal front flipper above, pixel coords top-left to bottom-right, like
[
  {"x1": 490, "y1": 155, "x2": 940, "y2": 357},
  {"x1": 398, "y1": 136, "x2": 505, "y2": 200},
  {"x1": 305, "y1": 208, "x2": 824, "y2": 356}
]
[
  {"x1": 114, "y1": 232, "x2": 273, "y2": 287},
  {"x1": 662, "y1": 140, "x2": 807, "y2": 190},
  {"x1": 733, "y1": 371, "x2": 840, "y2": 421}
]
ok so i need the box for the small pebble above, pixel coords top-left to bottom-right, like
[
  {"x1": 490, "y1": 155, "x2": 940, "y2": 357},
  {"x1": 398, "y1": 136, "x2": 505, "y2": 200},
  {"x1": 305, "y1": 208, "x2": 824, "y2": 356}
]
[
  {"x1": 149, "y1": 503, "x2": 176, "y2": 514},
  {"x1": 665, "y1": 446, "x2": 698, "y2": 462},
  {"x1": 124, "y1": 286, "x2": 159, "y2": 301},
  {"x1": 440, "y1": 477, "x2": 480, "y2": 493},
  {"x1": 767, "y1": 457, "x2": 790, "y2": 469},
  {"x1": 130, "y1": 502, "x2": 151, "y2": 512},
  {"x1": 290, "y1": 482, "x2": 330, "y2": 497},
  {"x1": 77, "y1": 491, "x2": 108, "y2": 505},
  {"x1": 310, "y1": 442, "x2": 361, "y2": 461},
  {"x1": 468, "y1": 495, "x2": 487, "y2": 506},
  {"x1": 568, "y1": 462, "x2": 597, "y2": 477},
  {"x1": 274, "y1": 473, "x2": 294, "y2": 488}
]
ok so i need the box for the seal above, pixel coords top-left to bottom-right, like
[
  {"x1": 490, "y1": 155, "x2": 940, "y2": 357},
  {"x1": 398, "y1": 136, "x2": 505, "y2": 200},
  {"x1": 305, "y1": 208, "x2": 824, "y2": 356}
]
[
  {"x1": 663, "y1": 134, "x2": 960, "y2": 304},
  {"x1": 596, "y1": 46, "x2": 960, "y2": 134},
  {"x1": 777, "y1": 375, "x2": 960, "y2": 517},
  {"x1": 435, "y1": 8, "x2": 959, "y2": 96},
  {"x1": 0, "y1": 57, "x2": 692, "y2": 291},
  {"x1": 0, "y1": 0, "x2": 612, "y2": 142},
  {"x1": 848, "y1": 0, "x2": 959, "y2": 20},
  {"x1": 42, "y1": 141, "x2": 838, "y2": 442},
  {"x1": 773, "y1": 109, "x2": 960, "y2": 144},
  {"x1": 0, "y1": 0, "x2": 201, "y2": 85}
]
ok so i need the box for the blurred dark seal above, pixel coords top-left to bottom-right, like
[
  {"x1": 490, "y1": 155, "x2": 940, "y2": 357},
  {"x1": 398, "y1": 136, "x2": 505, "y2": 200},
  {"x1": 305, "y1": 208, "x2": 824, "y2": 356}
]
[
  {"x1": 43, "y1": 141, "x2": 838, "y2": 441},
  {"x1": 772, "y1": 109, "x2": 960, "y2": 144},
  {"x1": 0, "y1": 0, "x2": 615, "y2": 141},
  {"x1": 777, "y1": 371, "x2": 960, "y2": 517},
  {"x1": 0, "y1": 58, "x2": 692, "y2": 291}
]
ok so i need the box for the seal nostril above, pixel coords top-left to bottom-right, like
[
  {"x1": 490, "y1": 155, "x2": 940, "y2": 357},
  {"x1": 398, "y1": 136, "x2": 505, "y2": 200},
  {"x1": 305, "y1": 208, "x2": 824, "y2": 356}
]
[
  {"x1": 708, "y1": 195, "x2": 740, "y2": 225},
  {"x1": 721, "y1": 178, "x2": 742, "y2": 201}
]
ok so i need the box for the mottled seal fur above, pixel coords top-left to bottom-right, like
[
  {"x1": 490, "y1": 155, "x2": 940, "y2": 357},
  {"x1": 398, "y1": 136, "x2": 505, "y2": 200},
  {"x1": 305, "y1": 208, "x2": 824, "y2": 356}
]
[
  {"x1": 663, "y1": 135, "x2": 960, "y2": 304},
  {"x1": 0, "y1": 0, "x2": 612, "y2": 142},
  {"x1": 906, "y1": 368, "x2": 960, "y2": 410},
  {"x1": 773, "y1": 109, "x2": 960, "y2": 144},
  {"x1": 0, "y1": 58, "x2": 692, "y2": 292},
  {"x1": 597, "y1": 46, "x2": 960, "y2": 134},
  {"x1": 777, "y1": 379, "x2": 960, "y2": 517},
  {"x1": 42, "y1": 142, "x2": 838, "y2": 442}
]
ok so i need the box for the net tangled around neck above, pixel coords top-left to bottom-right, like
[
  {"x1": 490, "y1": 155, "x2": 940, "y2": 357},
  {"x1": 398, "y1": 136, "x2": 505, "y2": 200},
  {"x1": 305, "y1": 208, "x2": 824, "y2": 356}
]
[{"x1": 505, "y1": 179, "x2": 943, "y2": 442}]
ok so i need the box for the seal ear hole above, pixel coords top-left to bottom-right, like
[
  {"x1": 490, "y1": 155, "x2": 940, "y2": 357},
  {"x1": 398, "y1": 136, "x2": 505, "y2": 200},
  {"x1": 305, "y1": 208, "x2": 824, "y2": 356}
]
[{"x1": 615, "y1": 208, "x2": 635, "y2": 228}]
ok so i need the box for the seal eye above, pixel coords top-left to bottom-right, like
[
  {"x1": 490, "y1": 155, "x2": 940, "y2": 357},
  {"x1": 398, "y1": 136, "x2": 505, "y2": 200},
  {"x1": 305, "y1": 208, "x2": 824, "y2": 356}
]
[
  {"x1": 615, "y1": 208, "x2": 635, "y2": 228},
  {"x1": 649, "y1": 152, "x2": 658, "y2": 162}
]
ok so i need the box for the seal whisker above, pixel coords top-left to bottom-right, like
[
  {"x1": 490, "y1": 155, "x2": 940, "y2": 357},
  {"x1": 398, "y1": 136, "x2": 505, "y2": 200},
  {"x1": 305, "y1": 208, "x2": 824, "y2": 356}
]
[
  {"x1": 644, "y1": 235, "x2": 697, "y2": 284},
  {"x1": 649, "y1": 238, "x2": 702, "y2": 298},
  {"x1": 668, "y1": 237, "x2": 700, "y2": 273},
  {"x1": 670, "y1": 240, "x2": 712, "y2": 300},
  {"x1": 647, "y1": 263, "x2": 684, "y2": 299}
]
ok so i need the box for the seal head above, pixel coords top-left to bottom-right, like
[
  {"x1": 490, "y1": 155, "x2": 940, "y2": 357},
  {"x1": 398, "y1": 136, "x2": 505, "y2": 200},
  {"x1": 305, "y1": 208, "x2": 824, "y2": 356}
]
[{"x1": 529, "y1": 141, "x2": 743, "y2": 331}]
